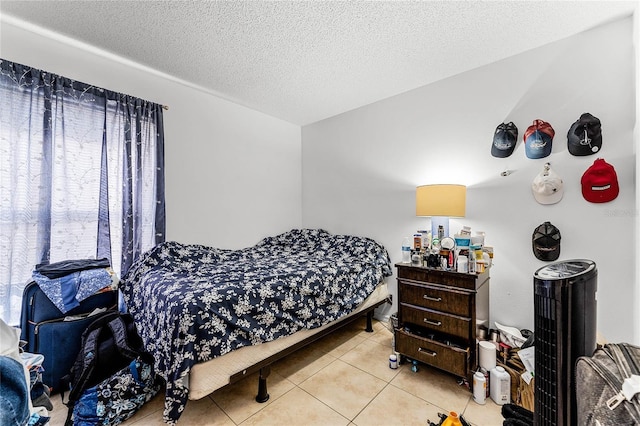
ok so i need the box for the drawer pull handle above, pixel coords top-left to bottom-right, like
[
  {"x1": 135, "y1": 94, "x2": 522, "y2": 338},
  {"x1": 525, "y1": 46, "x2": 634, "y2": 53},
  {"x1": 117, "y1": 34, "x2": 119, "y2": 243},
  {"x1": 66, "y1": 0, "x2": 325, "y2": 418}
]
[
  {"x1": 418, "y1": 347, "x2": 437, "y2": 357},
  {"x1": 423, "y1": 295, "x2": 442, "y2": 302},
  {"x1": 423, "y1": 319, "x2": 442, "y2": 327}
]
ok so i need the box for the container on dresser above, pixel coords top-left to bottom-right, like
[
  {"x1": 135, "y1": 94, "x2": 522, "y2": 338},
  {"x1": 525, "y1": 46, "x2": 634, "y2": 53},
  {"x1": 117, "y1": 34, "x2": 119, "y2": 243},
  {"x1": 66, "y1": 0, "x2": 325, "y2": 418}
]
[{"x1": 394, "y1": 263, "x2": 490, "y2": 382}]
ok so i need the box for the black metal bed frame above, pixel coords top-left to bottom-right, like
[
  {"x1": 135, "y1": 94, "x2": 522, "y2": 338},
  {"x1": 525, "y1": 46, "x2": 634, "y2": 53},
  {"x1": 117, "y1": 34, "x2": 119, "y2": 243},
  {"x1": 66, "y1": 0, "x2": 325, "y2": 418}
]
[{"x1": 223, "y1": 296, "x2": 392, "y2": 403}]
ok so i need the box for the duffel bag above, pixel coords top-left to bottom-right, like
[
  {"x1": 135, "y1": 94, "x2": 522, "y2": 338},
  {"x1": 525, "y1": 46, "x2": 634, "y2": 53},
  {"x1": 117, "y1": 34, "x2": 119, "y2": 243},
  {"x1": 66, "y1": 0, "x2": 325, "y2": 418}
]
[
  {"x1": 71, "y1": 357, "x2": 162, "y2": 426},
  {"x1": 575, "y1": 343, "x2": 640, "y2": 426}
]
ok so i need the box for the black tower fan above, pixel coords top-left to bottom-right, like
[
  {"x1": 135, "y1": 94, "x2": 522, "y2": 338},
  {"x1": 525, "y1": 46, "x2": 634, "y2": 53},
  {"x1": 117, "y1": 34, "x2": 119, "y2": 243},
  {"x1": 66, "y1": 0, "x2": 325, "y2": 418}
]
[{"x1": 533, "y1": 259, "x2": 597, "y2": 426}]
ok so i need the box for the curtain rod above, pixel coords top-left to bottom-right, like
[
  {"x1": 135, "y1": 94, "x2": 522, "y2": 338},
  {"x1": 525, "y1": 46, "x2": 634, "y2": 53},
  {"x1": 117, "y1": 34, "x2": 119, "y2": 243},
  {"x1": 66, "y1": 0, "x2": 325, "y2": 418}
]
[{"x1": 162, "y1": 104, "x2": 169, "y2": 110}]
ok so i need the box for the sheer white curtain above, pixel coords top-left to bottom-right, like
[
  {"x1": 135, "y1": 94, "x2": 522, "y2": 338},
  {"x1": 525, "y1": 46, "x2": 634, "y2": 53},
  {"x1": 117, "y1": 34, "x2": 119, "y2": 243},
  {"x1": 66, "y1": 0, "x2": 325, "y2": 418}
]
[{"x1": 0, "y1": 60, "x2": 165, "y2": 325}]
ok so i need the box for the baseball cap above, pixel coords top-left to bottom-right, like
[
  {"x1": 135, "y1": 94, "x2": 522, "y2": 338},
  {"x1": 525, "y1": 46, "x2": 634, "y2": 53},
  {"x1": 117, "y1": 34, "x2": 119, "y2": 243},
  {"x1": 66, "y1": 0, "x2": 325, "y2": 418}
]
[
  {"x1": 532, "y1": 221, "x2": 561, "y2": 261},
  {"x1": 532, "y1": 163, "x2": 563, "y2": 205},
  {"x1": 581, "y1": 158, "x2": 619, "y2": 203},
  {"x1": 524, "y1": 119, "x2": 555, "y2": 159},
  {"x1": 491, "y1": 122, "x2": 518, "y2": 158},
  {"x1": 568, "y1": 113, "x2": 602, "y2": 156}
]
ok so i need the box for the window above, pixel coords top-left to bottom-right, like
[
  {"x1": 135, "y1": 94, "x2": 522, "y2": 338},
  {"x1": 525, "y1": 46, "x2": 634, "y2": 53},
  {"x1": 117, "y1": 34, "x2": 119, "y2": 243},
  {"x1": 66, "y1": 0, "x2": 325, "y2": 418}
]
[{"x1": 0, "y1": 60, "x2": 165, "y2": 324}]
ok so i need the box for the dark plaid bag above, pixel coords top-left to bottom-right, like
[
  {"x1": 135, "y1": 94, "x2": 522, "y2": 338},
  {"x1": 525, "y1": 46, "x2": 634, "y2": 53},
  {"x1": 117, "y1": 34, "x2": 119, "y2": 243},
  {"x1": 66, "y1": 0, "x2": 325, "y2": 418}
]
[{"x1": 575, "y1": 343, "x2": 640, "y2": 426}]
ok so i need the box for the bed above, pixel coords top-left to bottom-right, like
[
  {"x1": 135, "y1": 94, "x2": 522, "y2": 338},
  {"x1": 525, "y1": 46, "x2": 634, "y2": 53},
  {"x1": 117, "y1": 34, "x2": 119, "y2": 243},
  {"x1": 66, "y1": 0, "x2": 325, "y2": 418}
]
[{"x1": 119, "y1": 228, "x2": 392, "y2": 424}]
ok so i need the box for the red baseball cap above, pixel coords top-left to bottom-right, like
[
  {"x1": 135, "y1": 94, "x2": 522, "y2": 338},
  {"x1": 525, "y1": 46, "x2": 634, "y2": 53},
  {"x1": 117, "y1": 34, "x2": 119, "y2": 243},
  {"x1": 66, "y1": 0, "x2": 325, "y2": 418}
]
[{"x1": 581, "y1": 158, "x2": 619, "y2": 203}]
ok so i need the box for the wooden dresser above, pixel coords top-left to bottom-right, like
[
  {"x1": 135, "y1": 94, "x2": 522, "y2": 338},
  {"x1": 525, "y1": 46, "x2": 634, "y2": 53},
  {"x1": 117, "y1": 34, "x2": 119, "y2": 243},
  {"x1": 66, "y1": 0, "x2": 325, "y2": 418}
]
[{"x1": 394, "y1": 263, "x2": 490, "y2": 380}]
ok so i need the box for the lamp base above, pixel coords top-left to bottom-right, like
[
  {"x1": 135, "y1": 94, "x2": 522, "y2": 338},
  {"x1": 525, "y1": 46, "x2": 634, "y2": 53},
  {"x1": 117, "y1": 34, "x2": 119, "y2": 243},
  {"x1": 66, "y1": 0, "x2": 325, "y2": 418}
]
[{"x1": 431, "y1": 216, "x2": 450, "y2": 241}]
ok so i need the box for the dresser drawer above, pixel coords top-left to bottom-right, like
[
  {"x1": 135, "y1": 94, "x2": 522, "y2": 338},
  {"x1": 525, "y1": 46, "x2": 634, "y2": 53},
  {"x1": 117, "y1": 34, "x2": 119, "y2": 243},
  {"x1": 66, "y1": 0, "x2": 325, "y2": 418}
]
[
  {"x1": 395, "y1": 329, "x2": 469, "y2": 378},
  {"x1": 400, "y1": 304, "x2": 471, "y2": 339},
  {"x1": 397, "y1": 266, "x2": 480, "y2": 290},
  {"x1": 399, "y1": 280, "x2": 472, "y2": 317}
]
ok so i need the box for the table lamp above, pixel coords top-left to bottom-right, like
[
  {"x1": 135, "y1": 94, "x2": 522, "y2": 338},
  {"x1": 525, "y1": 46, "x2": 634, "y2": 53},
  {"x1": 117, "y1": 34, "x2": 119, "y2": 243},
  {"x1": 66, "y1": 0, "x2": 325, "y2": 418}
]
[{"x1": 416, "y1": 184, "x2": 466, "y2": 240}]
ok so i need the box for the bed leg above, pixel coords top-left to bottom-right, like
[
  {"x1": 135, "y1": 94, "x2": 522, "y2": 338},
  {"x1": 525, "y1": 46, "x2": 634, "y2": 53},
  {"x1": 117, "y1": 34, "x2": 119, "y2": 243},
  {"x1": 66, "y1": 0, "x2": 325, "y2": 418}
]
[
  {"x1": 256, "y1": 365, "x2": 271, "y2": 403},
  {"x1": 365, "y1": 311, "x2": 374, "y2": 333}
]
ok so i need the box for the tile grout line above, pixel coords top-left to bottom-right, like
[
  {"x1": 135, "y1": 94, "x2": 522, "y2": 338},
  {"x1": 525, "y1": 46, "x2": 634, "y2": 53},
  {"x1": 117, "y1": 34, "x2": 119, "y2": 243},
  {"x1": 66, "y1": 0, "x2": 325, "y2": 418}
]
[
  {"x1": 230, "y1": 382, "x2": 302, "y2": 426},
  {"x1": 207, "y1": 392, "x2": 240, "y2": 425},
  {"x1": 293, "y1": 384, "x2": 351, "y2": 425},
  {"x1": 384, "y1": 369, "x2": 471, "y2": 417},
  {"x1": 348, "y1": 380, "x2": 394, "y2": 426},
  {"x1": 292, "y1": 330, "x2": 393, "y2": 425}
]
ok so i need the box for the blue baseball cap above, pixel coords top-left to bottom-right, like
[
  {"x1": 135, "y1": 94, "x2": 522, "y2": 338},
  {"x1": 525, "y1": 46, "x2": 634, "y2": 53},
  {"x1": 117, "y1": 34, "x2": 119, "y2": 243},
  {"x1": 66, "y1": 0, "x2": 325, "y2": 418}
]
[
  {"x1": 524, "y1": 119, "x2": 555, "y2": 159},
  {"x1": 491, "y1": 122, "x2": 518, "y2": 158}
]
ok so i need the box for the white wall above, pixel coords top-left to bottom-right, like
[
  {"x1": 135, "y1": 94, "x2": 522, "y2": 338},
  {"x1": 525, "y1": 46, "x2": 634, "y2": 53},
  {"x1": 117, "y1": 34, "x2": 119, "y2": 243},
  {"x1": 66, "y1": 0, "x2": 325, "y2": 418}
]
[
  {"x1": 635, "y1": 8, "x2": 640, "y2": 345},
  {"x1": 302, "y1": 16, "x2": 637, "y2": 344},
  {"x1": 0, "y1": 19, "x2": 302, "y2": 250}
]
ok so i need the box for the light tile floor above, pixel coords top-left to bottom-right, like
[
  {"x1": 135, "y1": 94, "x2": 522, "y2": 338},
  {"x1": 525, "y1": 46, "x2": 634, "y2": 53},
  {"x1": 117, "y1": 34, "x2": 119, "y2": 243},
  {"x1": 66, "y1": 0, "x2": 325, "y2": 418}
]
[{"x1": 48, "y1": 317, "x2": 505, "y2": 425}]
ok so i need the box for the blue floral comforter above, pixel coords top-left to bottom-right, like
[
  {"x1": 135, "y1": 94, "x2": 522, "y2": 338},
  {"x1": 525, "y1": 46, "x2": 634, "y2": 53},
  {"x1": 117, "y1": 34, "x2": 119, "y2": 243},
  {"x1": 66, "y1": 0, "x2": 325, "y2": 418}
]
[{"x1": 119, "y1": 229, "x2": 392, "y2": 424}]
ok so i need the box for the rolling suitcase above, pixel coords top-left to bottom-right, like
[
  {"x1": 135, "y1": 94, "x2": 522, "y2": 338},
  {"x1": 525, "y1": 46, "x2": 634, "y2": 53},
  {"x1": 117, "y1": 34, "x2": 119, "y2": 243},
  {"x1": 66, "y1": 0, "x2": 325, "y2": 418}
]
[
  {"x1": 19, "y1": 280, "x2": 118, "y2": 393},
  {"x1": 575, "y1": 343, "x2": 640, "y2": 425}
]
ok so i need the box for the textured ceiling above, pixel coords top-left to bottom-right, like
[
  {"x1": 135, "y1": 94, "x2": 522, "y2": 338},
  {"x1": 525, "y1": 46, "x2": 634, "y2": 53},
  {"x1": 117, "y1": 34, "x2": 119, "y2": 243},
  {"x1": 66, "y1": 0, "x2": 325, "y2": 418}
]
[{"x1": 0, "y1": 1, "x2": 637, "y2": 125}]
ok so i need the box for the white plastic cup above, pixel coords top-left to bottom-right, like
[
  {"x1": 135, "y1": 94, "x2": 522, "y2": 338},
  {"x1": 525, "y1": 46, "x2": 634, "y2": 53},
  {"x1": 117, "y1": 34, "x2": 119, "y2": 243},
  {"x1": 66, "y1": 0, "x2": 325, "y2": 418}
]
[{"x1": 479, "y1": 340, "x2": 497, "y2": 371}]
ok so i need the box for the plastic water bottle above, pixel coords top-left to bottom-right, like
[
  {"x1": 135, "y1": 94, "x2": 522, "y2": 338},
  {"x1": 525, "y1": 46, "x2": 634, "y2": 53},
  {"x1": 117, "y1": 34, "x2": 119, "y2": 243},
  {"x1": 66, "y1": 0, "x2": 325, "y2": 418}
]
[{"x1": 402, "y1": 237, "x2": 411, "y2": 263}]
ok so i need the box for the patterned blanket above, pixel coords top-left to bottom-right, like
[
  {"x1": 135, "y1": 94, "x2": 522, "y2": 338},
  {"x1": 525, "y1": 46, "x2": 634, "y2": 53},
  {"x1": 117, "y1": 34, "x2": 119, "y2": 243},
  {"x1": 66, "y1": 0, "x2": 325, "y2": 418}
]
[{"x1": 119, "y1": 229, "x2": 392, "y2": 424}]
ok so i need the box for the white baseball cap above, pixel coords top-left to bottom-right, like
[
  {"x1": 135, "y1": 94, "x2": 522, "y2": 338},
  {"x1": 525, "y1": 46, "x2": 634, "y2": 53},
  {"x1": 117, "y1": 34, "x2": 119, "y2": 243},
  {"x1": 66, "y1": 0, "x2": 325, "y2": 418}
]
[{"x1": 532, "y1": 163, "x2": 563, "y2": 205}]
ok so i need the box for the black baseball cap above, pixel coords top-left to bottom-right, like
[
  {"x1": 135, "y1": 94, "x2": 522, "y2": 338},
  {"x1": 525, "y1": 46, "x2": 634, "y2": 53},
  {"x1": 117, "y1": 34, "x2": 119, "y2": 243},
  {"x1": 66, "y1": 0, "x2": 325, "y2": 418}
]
[
  {"x1": 532, "y1": 222, "x2": 561, "y2": 261},
  {"x1": 568, "y1": 113, "x2": 602, "y2": 156}
]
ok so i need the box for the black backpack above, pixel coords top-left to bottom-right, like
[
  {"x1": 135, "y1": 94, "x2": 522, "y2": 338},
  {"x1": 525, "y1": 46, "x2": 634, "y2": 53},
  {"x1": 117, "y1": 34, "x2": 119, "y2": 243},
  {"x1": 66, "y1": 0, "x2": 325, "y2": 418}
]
[{"x1": 61, "y1": 311, "x2": 149, "y2": 425}]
